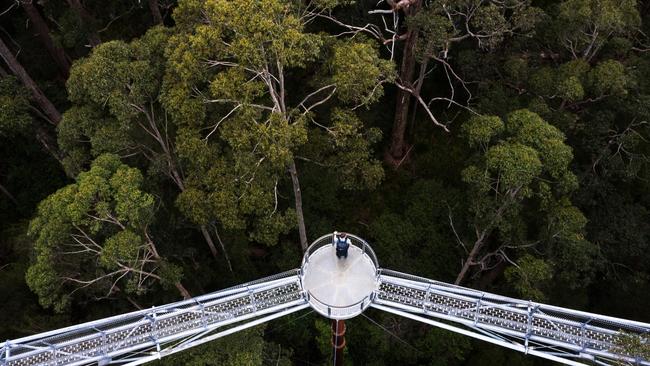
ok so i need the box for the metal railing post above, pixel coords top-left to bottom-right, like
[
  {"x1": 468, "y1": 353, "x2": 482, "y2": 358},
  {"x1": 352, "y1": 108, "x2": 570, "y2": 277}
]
[{"x1": 4, "y1": 340, "x2": 10, "y2": 360}]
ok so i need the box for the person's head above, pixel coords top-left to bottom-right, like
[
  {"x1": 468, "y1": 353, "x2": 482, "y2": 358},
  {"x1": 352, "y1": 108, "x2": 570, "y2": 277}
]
[{"x1": 339, "y1": 232, "x2": 347, "y2": 238}]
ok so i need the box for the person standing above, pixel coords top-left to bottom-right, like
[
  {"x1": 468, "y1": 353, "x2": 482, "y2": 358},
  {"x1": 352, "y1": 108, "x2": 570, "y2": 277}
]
[{"x1": 333, "y1": 231, "x2": 351, "y2": 259}]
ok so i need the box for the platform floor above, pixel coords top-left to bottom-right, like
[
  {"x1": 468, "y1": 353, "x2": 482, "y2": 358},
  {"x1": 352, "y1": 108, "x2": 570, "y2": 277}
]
[{"x1": 302, "y1": 244, "x2": 378, "y2": 307}]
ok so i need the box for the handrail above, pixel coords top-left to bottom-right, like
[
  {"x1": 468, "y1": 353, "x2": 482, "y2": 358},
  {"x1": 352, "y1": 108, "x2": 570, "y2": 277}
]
[
  {"x1": 302, "y1": 233, "x2": 379, "y2": 270},
  {"x1": 306, "y1": 290, "x2": 375, "y2": 319}
]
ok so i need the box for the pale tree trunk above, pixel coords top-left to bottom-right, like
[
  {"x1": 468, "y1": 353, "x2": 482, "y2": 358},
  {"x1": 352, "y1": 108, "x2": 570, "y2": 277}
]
[
  {"x1": 145, "y1": 236, "x2": 192, "y2": 299},
  {"x1": 0, "y1": 37, "x2": 62, "y2": 125},
  {"x1": 171, "y1": 165, "x2": 219, "y2": 260},
  {"x1": 21, "y1": 1, "x2": 71, "y2": 77},
  {"x1": 66, "y1": 0, "x2": 101, "y2": 46},
  {"x1": 455, "y1": 189, "x2": 519, "y2": 285},
  {"x1": 199, "y1": 224, "x2": 219, "y2": 259},
  {"x1": 288, "y1": 159, "x2": 308, "y2": 251},
  {"x1": 386, "y1": 0, "x2": 422, "y2": 166},
  {"x1": 407, "y1": 59, "x2": 429, "y2": 131},
  {"x1": 140, "y1": 104, "x2": 221, "y2": 260},
  {"x1": 454, "y1": 232, "x2": 486, "y2": 285},
  {"x1": 174, "y1": 282, "x2": 191, "y2": 299},
  {"x1": 148, "y1": 0, "x2": 163, "y2": 24},
  {"x1": 212, "y1": 225, "x2": 233, "y2": 273}
]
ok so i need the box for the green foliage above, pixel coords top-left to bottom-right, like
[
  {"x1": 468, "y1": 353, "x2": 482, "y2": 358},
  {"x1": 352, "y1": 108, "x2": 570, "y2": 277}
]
[
  {"x1": 553, "y1": 0, "x2": 640, "y2": 58},
  {"x1": 4, "y1": 0, "x2": 650, "y2": 363},
  {"x1": 586, "y1": 60, "x2": 628, "y2": 96},
  {"x1": 557, "y1": 76, "x2": 585, "y2": 101},
  {"x1": 504, "y1": 255, "x2": 553, "y2": 301},
  {"x1": 410, "y1": 11, "x2": 455, "y2": 58},
  {"x1": 162, "y1": 0, "x2": 388, "y2": 246},
  {"x1": 153, "y1": 326, "x2": 269, "y2": 365},
  {"x1": 471, "y1": 5, "x2": 509, "y2": 49},
  {"x1": 462, "y1": 115, "x2": 504, "y2": 149},
  {"x1": 460, "y1": 109, "x2": 591, "y2": 286},
  {"x1": 0, "y1": 77, "x2": 32, "y2": 137},
  {"x1": 614, "y1": 332, "x2": 650, "y2": 362},
  {"x1": 485, "y1": 143, "x2": 542, "y2": 188},
  {"x1": 332, "y1": 39, "x2": 395, "y2": 105},
  {"x1": 67, "y1": 27, "x2": 169, "y2": 119},
  {"x1": 26, "y1": 154, "x2": 168, "y2": 312},
  {"x1": 503, "y1": 57, "x2": 528, "y2": 84}
]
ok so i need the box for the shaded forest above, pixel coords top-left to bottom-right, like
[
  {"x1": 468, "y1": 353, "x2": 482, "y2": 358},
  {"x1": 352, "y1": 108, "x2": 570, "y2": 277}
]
[{"x1": 1, "y1": 0, "x2": 650, "y2": 364}]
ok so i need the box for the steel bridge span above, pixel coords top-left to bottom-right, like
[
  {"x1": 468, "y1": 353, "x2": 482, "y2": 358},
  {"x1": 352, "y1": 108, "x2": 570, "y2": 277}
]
[{"x1": 2, "y1": 234, "x2": 649, "y2": 366}]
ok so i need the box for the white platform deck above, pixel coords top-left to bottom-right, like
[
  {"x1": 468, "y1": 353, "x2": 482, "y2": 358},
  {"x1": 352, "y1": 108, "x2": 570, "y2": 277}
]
[{"x1": 301, "y1": 243, "x2": 378, "y2": 319}]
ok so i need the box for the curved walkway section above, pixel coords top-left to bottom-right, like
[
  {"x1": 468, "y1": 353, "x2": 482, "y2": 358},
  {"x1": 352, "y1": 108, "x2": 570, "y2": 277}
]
[{"x1": 301, "y1": 234, "x2": 379, "y2": 319}]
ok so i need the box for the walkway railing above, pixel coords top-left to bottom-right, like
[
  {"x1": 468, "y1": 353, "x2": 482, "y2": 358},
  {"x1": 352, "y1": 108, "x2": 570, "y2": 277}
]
[
  {"x1": 1, "y1": 272, "x2": 307, "y2": 366},
  {"x1": 302, "y1": 233, "x2": 379, "y2": 269},
  {"x1": 306, "y1": 291, "x2": 375, "y2": 320},
  {"x1": 374, "y1": 271, "x2": 650, "y2": 366}
]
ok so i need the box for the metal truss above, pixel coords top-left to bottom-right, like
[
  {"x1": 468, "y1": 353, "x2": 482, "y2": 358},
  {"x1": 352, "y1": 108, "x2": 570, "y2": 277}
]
[
  {"x1": 373, "y1": 269, "x2": 650, "y2": 366},
  {"x1": 3, "y1": 265, "x2": 649, "y2": 366},
  {"x1": 0, "y1": 270, "x2": 307, "y2": 366}
]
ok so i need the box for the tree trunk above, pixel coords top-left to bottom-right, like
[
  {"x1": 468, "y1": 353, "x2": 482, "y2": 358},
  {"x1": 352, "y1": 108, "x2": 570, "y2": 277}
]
[
  {"x1": 146, "y1": 236, "x2": 192, "y2": 299},
  {"x1": 386, "y1": 1, "x2": 422, "y2": 166},
  {"x1": 148, "y1": 0, "x2": 163, "y2": 24},
  {"x1": 0, "y1": 182, "x2": 18, "y2": 206},
  {"x1": 199, "y1": 224, "x2": 219, "y2": 259},
  {"x1": 174, "y1": 281, "x2": 191, "y2": 299},
  {"x1": 34, "y1": 122, "x2": 65, "y2": 166},
  {"x1": 144, "y1": 113, "x2": 221, "y2": 262},
  {"x1": 407, "y1": 59, "x2": 429, "y2": 127},
  {"x1": 456, "y1": 190, "x2": 519, "y2": 285},
  {"x1": 288, "y1": 158, "x2": 308, "y2": 251},
  {"x1": 21, "y1": 1, "x2": 71, "y2": 78},
  {"x1": 0, "y1": 37, "x2": 62, "y2": 125},
  {"x1": 66, "y1": 0, "x2": 101, "y2": 46},
  {"x1": 212, "y1": 225, "x2": 234, "y2": 273},
  {"x1": 454, "y1": 235, "x2": 485, "y2": 285}
]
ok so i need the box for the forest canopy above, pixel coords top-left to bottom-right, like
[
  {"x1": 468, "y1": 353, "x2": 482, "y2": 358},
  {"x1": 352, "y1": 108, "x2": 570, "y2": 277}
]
[{"x1": 1, "y1": 0, "x2": 650, "y2": 364}]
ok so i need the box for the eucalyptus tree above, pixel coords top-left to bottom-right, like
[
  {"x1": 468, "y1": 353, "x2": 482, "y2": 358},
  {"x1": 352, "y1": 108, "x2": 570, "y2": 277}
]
[
  {"x1": 59, "y1": 27, "x2": 231, "y2": 263},
  {"x1": 550, "y1": 0, "x2": 640, "y2": 61},
  {"x1": 163, "y1": 0, "x2": 393, "y2": 250},
  {"x1": 323, "y1": 0, "x2": 544, "y2": 165},
  {"x1": 454, "y1": 110, "x2": 592, "y2": 287},
  {"x1": 27, "y1": 154, "x2": 190, "y2": 313}
]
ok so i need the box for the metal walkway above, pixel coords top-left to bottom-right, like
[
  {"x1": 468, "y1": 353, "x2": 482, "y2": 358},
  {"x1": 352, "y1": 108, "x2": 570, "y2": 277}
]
[
  {"x1": 2, "y1": 235, "x2": 649, "y2": 366},
  {"x1": 0, "y1": 270, "x2": 307, "y2": 366},
  {"x1": 373, "y1": 269, "x2": 650, "y2": 366}
]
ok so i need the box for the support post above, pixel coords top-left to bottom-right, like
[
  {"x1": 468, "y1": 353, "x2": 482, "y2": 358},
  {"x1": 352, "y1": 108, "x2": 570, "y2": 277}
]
[{"x1": 332, "y1": 319, "x2": 346, "y2": 366}]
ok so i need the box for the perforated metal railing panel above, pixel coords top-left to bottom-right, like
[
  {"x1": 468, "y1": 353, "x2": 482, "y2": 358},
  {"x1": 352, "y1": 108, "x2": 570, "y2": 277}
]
[
  {"x1": 4, "y1": 265, "x2": 650, "y2": 366},
  {"x1": 0, "y1": 271, "x2": 306, "y2": 366},
  {"x1": 375, "y1": 270, "x2": 650, "y2": 366}
]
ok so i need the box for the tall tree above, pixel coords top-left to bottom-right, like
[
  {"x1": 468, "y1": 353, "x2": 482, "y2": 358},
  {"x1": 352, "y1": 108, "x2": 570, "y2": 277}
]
[
  {"x1": 65, "y1": 0, "x2": 101, "y2": 46},
  {"x1": 21, "y1": 1, "x2": 72, "y2": 77},
  {"x1": 331, "y1": 0, "x2": 543, "y2": 165},
  {"x1": 0, "y1": 37, "x2": 61, "y2": 125},
  {"x1": 453, "y1": 110, "x2": 593, "y2": 286},
  {"x1": 164, "y1": 0, "x2": 392, "y2": 251},
  {"x1": 59, "y1": 27, "x2": 224, "y2": 261},
  {"x1": 26, "y1": 154, "x2": 190, "y2": 313}
]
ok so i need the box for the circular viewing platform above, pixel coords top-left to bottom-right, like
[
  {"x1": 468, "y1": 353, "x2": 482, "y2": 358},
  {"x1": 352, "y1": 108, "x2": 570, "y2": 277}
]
[{"x1": 300, "y1": 234, "x2": 379, "y2": 319}]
